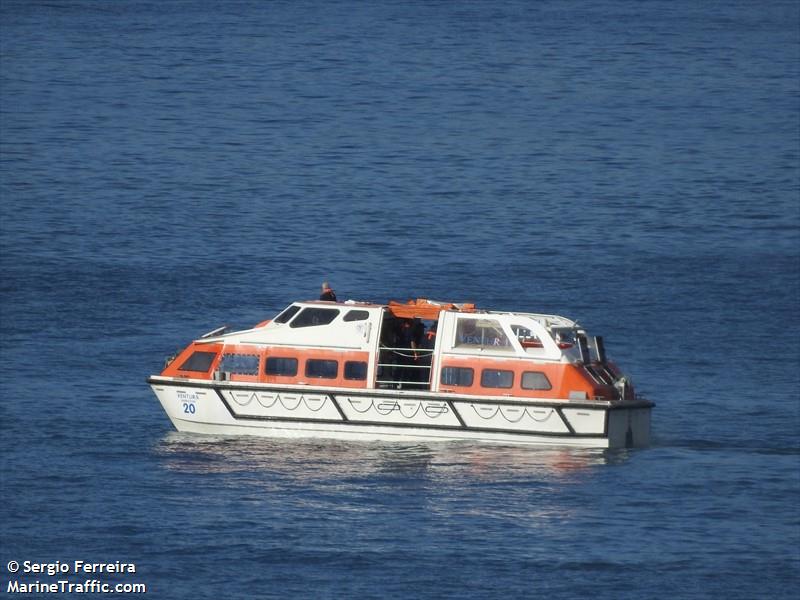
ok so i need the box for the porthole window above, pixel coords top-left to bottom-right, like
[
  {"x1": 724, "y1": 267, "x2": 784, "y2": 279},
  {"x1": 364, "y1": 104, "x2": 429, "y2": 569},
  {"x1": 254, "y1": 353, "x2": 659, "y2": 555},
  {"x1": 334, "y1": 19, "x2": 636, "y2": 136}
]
[
  {"x1": 521, "y1": 371, "x2": 552, "y2": 390},
  {"x1": 344, "y1": 361, "x2": 368, "y2": 380},
  {"x1": 305, "y1": 359, "x2": 338, "y2": 379},
  {"x1": 265, "y1": 357, "x2": 298, "y2": 376},
  {"x1": 440, "y1": 366, "x2": 474, "y2": 387},
  {"x1": 480, "y1": 369, "x2": 514, "y2": 389}
]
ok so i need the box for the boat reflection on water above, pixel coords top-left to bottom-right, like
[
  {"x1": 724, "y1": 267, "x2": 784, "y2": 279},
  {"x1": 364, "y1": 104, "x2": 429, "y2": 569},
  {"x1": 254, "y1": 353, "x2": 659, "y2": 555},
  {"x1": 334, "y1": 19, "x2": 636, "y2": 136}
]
[
  {"x1": 154, "y1": 432, "x2": 625, "y2": 482},
  {"x1": 153, "y1": 434, "x2": 636, "y2": 523}
]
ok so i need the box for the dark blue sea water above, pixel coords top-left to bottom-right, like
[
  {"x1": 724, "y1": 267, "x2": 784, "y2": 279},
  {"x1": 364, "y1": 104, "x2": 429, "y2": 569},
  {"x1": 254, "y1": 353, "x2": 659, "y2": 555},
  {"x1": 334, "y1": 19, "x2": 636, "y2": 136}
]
[{"x1": 1, "y1": 1, "x2": 798, "y2": 598}]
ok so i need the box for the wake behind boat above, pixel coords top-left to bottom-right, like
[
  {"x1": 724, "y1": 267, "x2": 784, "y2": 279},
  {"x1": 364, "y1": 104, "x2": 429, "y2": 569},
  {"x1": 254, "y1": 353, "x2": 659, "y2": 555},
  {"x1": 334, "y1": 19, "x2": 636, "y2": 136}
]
[{"x1": 147, "y1": 298, "x2": 653, "y2": 448}]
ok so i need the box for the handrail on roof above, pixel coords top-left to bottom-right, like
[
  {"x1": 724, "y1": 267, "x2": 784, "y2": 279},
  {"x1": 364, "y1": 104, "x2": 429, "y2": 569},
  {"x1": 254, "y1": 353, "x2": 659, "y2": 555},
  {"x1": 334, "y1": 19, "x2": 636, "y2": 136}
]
[{"x1": 387, "y1": 298, "x2": 476, "y2": 320}]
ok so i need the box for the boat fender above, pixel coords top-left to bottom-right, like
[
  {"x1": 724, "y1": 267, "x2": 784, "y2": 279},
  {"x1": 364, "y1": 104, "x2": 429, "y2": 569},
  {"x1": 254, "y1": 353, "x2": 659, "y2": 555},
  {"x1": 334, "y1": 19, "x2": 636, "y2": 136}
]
[
  {"x1": 625, "y1": 426, "x2": 634, "y2": 448},
  {"x1": 625, "y1": 409, "x2": 634, "y2": 448}
]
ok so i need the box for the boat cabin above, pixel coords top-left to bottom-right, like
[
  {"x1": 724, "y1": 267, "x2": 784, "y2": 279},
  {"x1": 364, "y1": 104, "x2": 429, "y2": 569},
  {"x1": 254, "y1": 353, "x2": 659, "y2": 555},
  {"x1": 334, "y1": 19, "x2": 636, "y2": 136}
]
[{"x1": 160, "y1": 299, "x2": 631, "y2": 402}]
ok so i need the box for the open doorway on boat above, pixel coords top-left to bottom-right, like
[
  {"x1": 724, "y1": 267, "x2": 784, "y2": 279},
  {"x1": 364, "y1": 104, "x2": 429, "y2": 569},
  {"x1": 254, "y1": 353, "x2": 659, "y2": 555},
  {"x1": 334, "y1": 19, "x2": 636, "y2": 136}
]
[{"x1": 376, "y1": 313, "x2": 437, "y2": 390}]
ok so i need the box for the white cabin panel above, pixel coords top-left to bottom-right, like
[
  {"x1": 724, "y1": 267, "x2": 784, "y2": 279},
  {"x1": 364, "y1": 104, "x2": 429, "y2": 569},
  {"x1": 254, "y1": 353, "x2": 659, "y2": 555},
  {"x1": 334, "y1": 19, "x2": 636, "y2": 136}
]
[{"x1": 211, "y1": 304, "x2": 384, "y2": 351}]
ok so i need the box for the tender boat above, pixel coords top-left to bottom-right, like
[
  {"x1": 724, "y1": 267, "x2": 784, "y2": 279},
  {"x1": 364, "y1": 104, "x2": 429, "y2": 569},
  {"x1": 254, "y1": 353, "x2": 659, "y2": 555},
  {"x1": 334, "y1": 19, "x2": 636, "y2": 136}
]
[{"x1": 148, "y1": 298, "x2": 653, "y2": 448}]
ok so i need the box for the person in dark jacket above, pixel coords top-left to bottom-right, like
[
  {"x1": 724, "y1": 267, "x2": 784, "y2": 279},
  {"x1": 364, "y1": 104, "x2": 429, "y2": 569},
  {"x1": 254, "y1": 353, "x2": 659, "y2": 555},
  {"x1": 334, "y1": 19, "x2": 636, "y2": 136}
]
[{"x1": 319, "y1": 281, "x2": 337, "y2": 302}]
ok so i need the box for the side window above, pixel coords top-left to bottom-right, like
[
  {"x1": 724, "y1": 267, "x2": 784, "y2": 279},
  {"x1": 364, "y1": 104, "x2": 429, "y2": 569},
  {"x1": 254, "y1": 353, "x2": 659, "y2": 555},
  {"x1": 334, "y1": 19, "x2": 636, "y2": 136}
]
[
  {"x1": 553, "y1": 329, "x2": 576, "y2": 348},
  {"x1": 305, "y1": 359, "x2": 338, "y2": 379},
  {"x1": 440, "y1": 366, "x2": 474, "y2": 387},
  {"x1": 343, "y1": 310, "x2": 370, "y2": 322},
  {"x1": 481, "y1": 369, "x2": 514, "y2": 389},
  {"x1": 265, "y1": 357, "x2": 298, "y2": 376},
  {"x1": 455, "y1": 318, "x2": 511, "y2": 349},
  {"x1": 178, "y1": 351, "x2": 217, "y2": 372},
  {"x1": 521, "y1": 371, "x2": 552, "y2": 390},
  {"x1": 344, "y1": 361, "x2": 367, "y2": 380},
  {"x1": 274, "y1": 305, "x2": 301, "y2": 324},
  {"x1": 512, "y1": 324, "x2": 542, "y2": 348},
  {"x1": 290, "y1": 308, "x2": 340, "y2": 328},
  {"x1": 219, "y1": 354, "x2": 260, "y2": 375}
]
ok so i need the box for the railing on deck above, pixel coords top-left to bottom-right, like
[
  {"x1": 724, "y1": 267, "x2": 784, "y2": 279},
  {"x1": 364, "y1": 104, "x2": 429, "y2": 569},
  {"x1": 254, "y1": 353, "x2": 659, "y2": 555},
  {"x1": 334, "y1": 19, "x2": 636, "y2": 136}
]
[{"x1": 376, "y1": 347, "x2": 434, "y2": 389}]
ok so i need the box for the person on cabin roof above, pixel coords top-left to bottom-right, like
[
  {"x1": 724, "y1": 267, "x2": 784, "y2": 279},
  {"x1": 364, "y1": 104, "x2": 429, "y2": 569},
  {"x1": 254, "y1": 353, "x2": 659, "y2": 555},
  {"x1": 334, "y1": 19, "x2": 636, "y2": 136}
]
[{"x1": 319, "y1": 281, "x2": 337, "y2": 302}]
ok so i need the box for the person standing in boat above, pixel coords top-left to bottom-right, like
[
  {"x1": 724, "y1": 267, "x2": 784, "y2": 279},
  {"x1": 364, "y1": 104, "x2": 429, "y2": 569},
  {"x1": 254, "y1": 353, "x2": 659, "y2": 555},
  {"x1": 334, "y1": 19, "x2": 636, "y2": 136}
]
[
  {"x1": 396, "y1": 318, "x2": 425, "y2": 385},
  {"x1": 319, "y1": 281, "x2": 337, "y2": 302},
  {"x1": 423, "y1": 320, "x2": 437, "y2": 349}
]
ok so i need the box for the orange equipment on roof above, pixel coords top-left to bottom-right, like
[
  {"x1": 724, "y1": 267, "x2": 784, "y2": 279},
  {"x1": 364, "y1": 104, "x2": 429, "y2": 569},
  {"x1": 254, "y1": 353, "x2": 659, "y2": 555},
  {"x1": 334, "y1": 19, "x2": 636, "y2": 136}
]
[{"x1": 387, "y1": 298, "x2": 476, "y2": 320}]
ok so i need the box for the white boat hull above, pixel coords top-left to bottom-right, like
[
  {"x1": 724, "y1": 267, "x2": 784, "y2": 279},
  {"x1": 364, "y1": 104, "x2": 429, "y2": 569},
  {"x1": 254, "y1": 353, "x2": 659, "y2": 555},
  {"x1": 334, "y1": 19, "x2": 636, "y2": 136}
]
[{"x1": 149, "y1": 377, "x2": 651, "y2": 448}]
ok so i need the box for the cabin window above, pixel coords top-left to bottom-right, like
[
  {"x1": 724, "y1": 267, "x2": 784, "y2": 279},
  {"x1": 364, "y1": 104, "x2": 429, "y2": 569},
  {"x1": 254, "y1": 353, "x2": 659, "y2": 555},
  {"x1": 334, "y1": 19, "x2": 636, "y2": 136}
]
[
  {"x1": 178, "y1": 351, "x2": 217, "y2": 373},
  {"x1": 512, "y1": 325, "x2": 543, "y2": 348},
  {"x1": 274, "y1": 305, "x2": 301, "y2": 324},
  {"x1": 521, "y1": 371, "x2": 552, "y2": 390},
  {"x1": 455, "y1": 318, "x2": 512, "y2": 349},
  {"x1": 265, "y1": 357, "x2": 298, "y2": 376},
  {"x1": 305, "y1": 359, "x2": 338, "y2": 379},
  {"x1": 553, "y1": 329, "x2": 577, "y2": 346},
  {"x1": 440, "y1": 366, "x2": 474, "y2": 387},
  {"x1": 344, "y1": 361, "x2": 367, "y2": 380},
  {"x1": 219, "y1": 353, "x2": 260, "y2": 375},
  {"x1": 343, "y1": 309, "x2": 370, "y2": 322},
  {"x1": 481, "y1": 369, "x2": 514, "y2": 389},
  {"x1": 290, "y1": 307, "x2": 340, "y2": 328}
]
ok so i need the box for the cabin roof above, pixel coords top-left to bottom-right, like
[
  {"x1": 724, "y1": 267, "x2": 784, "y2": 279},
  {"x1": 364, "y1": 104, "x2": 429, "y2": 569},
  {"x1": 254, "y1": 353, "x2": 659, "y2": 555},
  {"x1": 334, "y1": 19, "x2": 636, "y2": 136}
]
[{"x1": 289, "y1": 298, "x2": 578, "y2": 328}]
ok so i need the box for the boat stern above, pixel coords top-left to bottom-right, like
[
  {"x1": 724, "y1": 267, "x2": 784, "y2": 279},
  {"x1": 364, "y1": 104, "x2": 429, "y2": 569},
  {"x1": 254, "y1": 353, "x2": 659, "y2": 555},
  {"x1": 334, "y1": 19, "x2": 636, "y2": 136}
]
[{"x1": 607, "y1": 401, "x2": 653, "y2": 448}]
